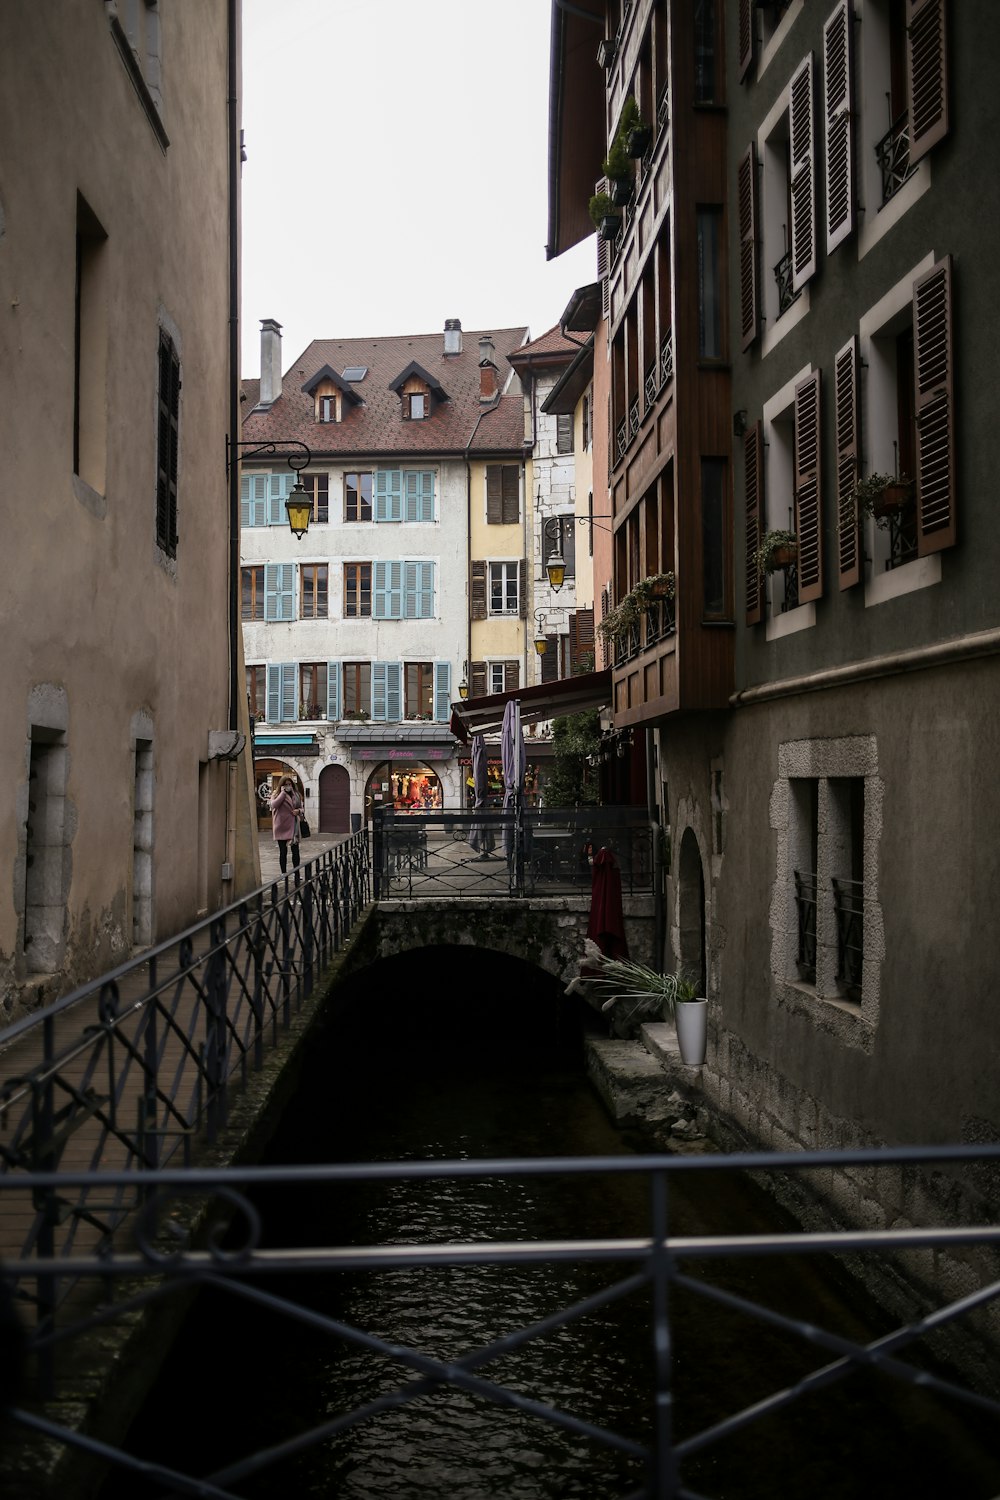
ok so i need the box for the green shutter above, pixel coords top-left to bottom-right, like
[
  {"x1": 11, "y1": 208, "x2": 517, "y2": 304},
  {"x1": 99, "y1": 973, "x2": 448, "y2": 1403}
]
[
  {"x1": 375, "y1": 469, "x2": 403, "y2": 522},
  {"x1": 240, "y1": 475, "x2": 250, "y2": 529},
  {"x1": 266, "y1": 662, "x2": 296, "y2": 722},
  {"x1": 268, "y1": 472, "x2": 295, "y2": 526},
  {"x1": 372, "y1": 662, "x2": 402, "y2": 721},
  {"x1": 264, "y1": 562, "x2": 294, "y2": 621},
  {"x1": 403, "y1": 471, "x2": 434, "y2": 522},
  {"x1": 326, "y1": 661, "x2": 341, "y2": 722},
  {"x1": 434, "y1": 662, "x2": 451, "y2": 721},
  {"x1": 241, "y1": 473, "x2": 268, "y2": 528},
  {"x1": 374, "y1": 560, "x2": 403, "y2": 618},
  {"x1": 403, "y1": 561, "x2": 434, "y2": 618}
]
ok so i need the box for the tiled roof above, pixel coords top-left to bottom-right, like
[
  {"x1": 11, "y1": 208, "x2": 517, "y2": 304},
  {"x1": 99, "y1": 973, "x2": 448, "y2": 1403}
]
[
  {"x1": 507, "y1": 324, "x2": 581, "y2": 368},
  {"x1": 240, "y1": 379, "x2": 260, "y2": 410},
  {"x1": 241, "y1": 326, "x2": 530, "y2": 459}
]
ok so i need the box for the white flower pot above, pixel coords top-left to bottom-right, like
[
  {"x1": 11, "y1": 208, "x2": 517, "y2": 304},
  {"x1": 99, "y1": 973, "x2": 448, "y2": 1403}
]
[{"x1": 675, "y1": 999, "x2": 707, "y2": 1065}]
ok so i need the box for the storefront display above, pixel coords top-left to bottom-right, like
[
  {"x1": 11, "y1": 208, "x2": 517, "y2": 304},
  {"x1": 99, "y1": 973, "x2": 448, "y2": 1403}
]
[{"x1": 364, "y1": 761, "x2": 442, "y2": 818}]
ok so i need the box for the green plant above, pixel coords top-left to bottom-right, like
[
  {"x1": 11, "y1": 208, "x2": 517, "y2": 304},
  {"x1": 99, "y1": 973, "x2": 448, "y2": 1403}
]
[
  {"x1": 752, "y1": 528, "x2": 798, "y2": 578},
  {"x1": 581, "y1": 945, "x2": 700, "y2": 1023},
  {"x1": 602, "y1": 138, "x2": 631, "y2": 182},
  {"x1": 589, "y1": 191, "x2": 619, "y2": 227},
  {"x1": 619, "y1": 95, "x2": 642, "y2": 135},
  {"x1": 597, "y1": 572, "x2": 675, "y2": 642},
  {"x1": 853, "y1": 471, "x2": 914, "y2": 528},
  {"x1": 544, "y1": 708, "x2": 601, "y2": 807}
]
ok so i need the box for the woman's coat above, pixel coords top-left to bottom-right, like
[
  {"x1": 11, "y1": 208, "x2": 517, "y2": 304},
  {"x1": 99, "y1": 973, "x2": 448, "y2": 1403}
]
[{"x1": 269, "y1": 787, "x2": 300, "y2": 842}]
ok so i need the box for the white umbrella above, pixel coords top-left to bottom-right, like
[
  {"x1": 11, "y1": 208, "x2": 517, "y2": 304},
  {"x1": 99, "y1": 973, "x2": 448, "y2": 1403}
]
[{"x1": 500, "y1": 699, "x2": 525, "y2": 860}]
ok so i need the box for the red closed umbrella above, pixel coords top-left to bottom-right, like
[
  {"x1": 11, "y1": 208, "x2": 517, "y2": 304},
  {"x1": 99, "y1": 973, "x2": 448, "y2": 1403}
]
[{"x1": 586, "y1": 847, "x2": 629, "y2": 962}]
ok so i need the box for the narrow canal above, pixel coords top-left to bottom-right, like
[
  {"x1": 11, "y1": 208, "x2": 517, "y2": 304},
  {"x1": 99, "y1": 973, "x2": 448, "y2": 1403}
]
[{"x1": 104, "y1": 950, "x2": 1000, "y2": 1498}]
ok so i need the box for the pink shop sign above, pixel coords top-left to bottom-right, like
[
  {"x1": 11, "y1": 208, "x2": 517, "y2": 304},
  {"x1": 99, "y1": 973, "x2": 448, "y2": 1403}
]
[{"x1": 351, "y1": 746, "x2": 455, "y2": 760}]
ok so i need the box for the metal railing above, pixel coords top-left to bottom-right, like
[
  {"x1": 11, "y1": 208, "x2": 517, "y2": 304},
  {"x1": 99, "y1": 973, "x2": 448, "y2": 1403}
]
[
  {"x1": 774, "y1": 246, "x2": 797, "y2": 316},
  {"x1": 0, "y1": 834, "x2": 370, "y2": 1345},
  {"x1": 3, "y1": 1145, "x2": 1000, "y2": 1498},
  {"x1": 793, "y1": 868, "x2": 817, "y2": 981},
  {"x1": 832, "y1": 875, "x2": 864, "y2": 994},
  {"x1": 876, "y1": 112, "x2": 913, "y2": 205},
  {"x1": 373, "y1": 808, "x2": 654, "y2": 901}
]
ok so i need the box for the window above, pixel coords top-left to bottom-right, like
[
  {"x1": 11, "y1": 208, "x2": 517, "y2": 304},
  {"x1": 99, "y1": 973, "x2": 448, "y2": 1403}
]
[
  {"x1": 757, "y1": 53, "x2": 816, "y2": 336},
  {"x1": 701, "y1": 459, "x2": 728, "y2": 619},
  {"x1": 345, "y1": 472, "x2": 373, "y2": 522},
  {"x1": 241, "y1": 472, "x2": 296, "y2": 528},
  {"x1": 486, "y1": 464, "x2": 520, "y2": 524},
  {"x1": 342, "y1": 663, "x2": 372, "y2": 717},
  {"x1": 300, "y1": 564, "x2": 328, "y2": 619},
  {"x1": 372, "y1": 561, "x2": 435, "y2": 619},
  {"x1": 405, "y1": 663, "x2": 435, "y2": 718},
  {"x1": 246, "y1": 665, "x2": 266, "y2": 720},
  {"x1": 545, "y1": 518, "x2": 576, "y2": 580},
  {"x1": 373, "y1": 469, "x2": 435, "y2": 523},
  {"x1": 155, "y1": 329, "x2": 180, "y2": 556},
  {"x1": 74, "y1": 195, "x2": 108, "y2": 497},
  {"x1": 241, "y1": 566, "x2": 264, "y2": 621},
  {"x1": 299, "y1": 663, "x2": 328, "y2": 719},
  {"x1": 22, "y1": 726, "x2": 70, "y2": 975},
  {"x1": 582, "y1": 395, "x2": 592, "y2": 451},
  {"x1": 344, "y1": 563, "x2": 372, "y2": 618},
  {"x1": 693, "y1": 0, "x2": 718, "y2": 104},
  {"x1": 489, "y1": 561, "x2": 520, "y2": 615},
  {"x1": 301, "y1": 474, "x2": 329, "y2": 523},
  {"x1": 556, "y1": 413, "x2": 574, "y2": 454},
  {"x1": 407, "y1": 393, "x2": 426, "y2": 419},
  {"x1": 696, "y1": 208, "x2": 723, "y2": 359},
  {"x1": 266, "y1": 663, "x2": 296, "y2": 723},
  {"x1": 264, "y1": 562, "x2": 294, "y2": 622},
  {"x1": 319, "y1": 395, "x2": 336, "y2": 423},
  {"x1": 488, "y1": 661, "x2": 520, "y2": 694}
]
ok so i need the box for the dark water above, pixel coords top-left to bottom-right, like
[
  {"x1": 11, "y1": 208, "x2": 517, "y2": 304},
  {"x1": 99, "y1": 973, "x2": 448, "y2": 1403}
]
[{"x1": 104, "y1": 952, "x2": 1000, "y2": 1499}]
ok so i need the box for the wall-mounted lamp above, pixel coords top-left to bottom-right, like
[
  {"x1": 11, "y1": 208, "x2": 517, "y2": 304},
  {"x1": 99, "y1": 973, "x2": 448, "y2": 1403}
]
[
  {"x1": 543, "y1": 518, "x2": 567, "y2": 591},
  {"x1": 226, "y1": 438, "x2": 313, "y2": 539},
  {"x1": 733, "y1": 410, "x2": 748, "y2": 438},
  {"x1": 533, "y1": 609, "x2": 549, "y2": 656},
  {"x1": 458, "y1": 679, "x2": 469, "y2": 700}
]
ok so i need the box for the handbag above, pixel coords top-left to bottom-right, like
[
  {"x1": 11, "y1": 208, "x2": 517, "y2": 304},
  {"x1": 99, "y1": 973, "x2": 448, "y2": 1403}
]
[{"x1": 298, "y1": 817, "x2": 311, "y2": 839}]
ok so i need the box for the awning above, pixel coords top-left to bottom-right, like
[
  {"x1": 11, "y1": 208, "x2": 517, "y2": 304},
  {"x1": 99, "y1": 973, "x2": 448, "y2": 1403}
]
[{"x1": 449, "y1": 667, "x2": 612, "y2": 741}]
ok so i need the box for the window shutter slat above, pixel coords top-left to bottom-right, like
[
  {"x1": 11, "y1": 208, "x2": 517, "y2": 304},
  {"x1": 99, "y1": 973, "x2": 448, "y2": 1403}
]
[
  {"x1": 326, "y1": 661, "x2": 341, "y2": 722},
  {"x1": 738, "y1": 144, "x2": 759, "y2": 350},
  {"x1": 471, "y1": 662, "x2": 488, "y2": 698},
  {"x1": 518, "y1": 558, "x2": 527, "y2": 620},
  {"x1": 744, "y1": 423, "x2": 763, "y2": 625},
  {"x1": 914, "y1": 255, "x2": 956, "y2": 554},
  {"x1": 240, "y1": 475, "x2": 250, "y2": 530},
  {"x1": 280, "y1": 662, "x2": 296, "y2": 722},
  {"x1": 372, "y1": 663, "x2": 387, "y2": 721},
  {"x1": 375, "y1": 469, "x2": 402, "y2": 523},
  {"x1": 501, "y1": 465, "x2": 520, "y2": 524},
  {"x1": 789, "y1": 53, "x2": 817, "y2": 291},
  {"x1": 794, "y1": 370, "x2": 823, "y2": 602},
  {"x1": 486, "y1": 466, "x2": 501, "y2": 524},
  {"x1": 434, "y1": 662, "x2": 451, "y2": 722},
  {"x1": 470, "y1": 559, "x2": 487, "y2": 621},
  {"x1": 835, "y1": 336, "x2": 861, "y2": 589},
  {"x1": 824, "y1": 0, "x2": 855, "y2": 254},
  {"x1": 907, "y1": 0, "x2": 949, "y2": 163},
  {"x1": 386, "y1": 663, "x2": 401, "y2": 722},
  {"x1": 737, "y1": 0, "x2": 753, "y2": 82},
  {"x1": 503, "y1": 661, "x2": 520, "y2": 692}
]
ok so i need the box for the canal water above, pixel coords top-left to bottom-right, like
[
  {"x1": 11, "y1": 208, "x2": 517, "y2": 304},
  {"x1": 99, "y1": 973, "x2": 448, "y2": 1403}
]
[{"x1": 104, "y1": 951, "x2": 1000, "y2": 1498}]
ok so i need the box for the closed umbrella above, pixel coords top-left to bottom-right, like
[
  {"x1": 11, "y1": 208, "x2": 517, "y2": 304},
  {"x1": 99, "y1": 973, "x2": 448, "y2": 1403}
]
[
  {"x1": 468, "y1": 732, "x2": 495, "y2": 857},
  {"x1": 501, "y1": 699, "x2": 525, "y2": 860},
  {"x1": 587, "y1": 847, "x2": 629, "y2": 962}
]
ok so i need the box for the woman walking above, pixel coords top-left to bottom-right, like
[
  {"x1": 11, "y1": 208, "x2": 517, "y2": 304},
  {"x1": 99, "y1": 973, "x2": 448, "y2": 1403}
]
[{"x1": 269, "y1": 776, "x2": 302, "y2": 874}]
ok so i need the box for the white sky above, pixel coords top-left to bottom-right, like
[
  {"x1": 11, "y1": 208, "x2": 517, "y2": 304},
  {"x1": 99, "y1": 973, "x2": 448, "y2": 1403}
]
[{"x1": 239, "y1": 0, "x2": 597, "y2": 378}]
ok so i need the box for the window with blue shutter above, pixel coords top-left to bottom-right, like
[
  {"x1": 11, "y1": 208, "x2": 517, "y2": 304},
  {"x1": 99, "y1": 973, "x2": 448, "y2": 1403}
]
[
  {"x1": 403, "y1": 470, "x2": 435, "y2": 522},
  {"x1": 403, "y1": 561, "x2": 435, "y2": 619},
  {"x1": 326, "y1": 661, "x2": 341, "y2": 722},
  {"x1": 264, "y1": 562, "x2": 294, "y2": 621},
  {"x1": 240, "y1": 473, "x2": 269, "y2": 528},
  {"x1": 374, "y1": 469, "x2": 403, "y2": 523},
  {"x1": 373, "y1": 561, "x2": 403, "y2": 618},
  {"x1": 434, "y1": 662, "x2": 451, "y2": 721},
  {"x1": 266, "y1": 663, "x2": 297, "y2": 722},
  {"x1": 268, "y1": 472, "x2": 296, "y2": 526},
  {"x1": 372, "y1": 662, "x2": 402, "y2": 721}
]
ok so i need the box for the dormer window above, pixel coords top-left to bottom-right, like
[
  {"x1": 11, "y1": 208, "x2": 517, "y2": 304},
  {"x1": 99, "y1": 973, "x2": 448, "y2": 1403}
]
[
  {"x1": 301, "y1": 363, "x2": 364, "y2": 426},
  {"x1": 408, "y1": 392, "x2": 426, "y2": 420},
  {"x1": 389, "y1": 360, "x2": 449, "y2": 423},
  {"x1": 319, "y1": 393, "x2": 337, "y2": 423}
]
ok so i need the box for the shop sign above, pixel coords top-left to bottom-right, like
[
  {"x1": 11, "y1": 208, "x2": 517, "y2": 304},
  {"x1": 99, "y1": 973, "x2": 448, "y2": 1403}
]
[{"x1": 351, "y1": 746, "x2": 454, "y2": 760}]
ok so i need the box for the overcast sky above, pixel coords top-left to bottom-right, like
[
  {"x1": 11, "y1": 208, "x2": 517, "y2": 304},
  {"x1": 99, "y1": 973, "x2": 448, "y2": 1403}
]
[{"x1": 240, "y1": 0, "x2": 598, "y2": 378}]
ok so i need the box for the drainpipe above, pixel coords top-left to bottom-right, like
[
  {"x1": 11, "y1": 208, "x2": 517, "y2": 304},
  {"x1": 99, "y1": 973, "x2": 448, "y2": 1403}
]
[
  {"x1": 463, "y1": 398, "x2": 498, "y2": 727},
  {"x1": 646, "y1": 726, "x2": 664, "y2": 970},
  {"x1": 225, "y1": 0, "x2": 241, "y2": 889}
]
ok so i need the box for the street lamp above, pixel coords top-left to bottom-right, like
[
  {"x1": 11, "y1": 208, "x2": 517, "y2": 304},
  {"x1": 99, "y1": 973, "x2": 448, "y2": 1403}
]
[
  {"x1": 533, "y1": 609, "x2": 549, "y2": 656},
  {"x1": 458, "y1": 679, "x2": 469, "y2": 699},
  {"x1": 226, "y1": 438, "x2": 313, "y2": 539},
  {"x1": 542, "y1": 512, "x2": 614, "y2": 591}
]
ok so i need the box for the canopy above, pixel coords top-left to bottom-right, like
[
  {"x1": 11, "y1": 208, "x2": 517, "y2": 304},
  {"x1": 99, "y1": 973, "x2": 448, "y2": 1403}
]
[{"x1": 450, "y1": 667, "x2": 612, "y2": 742}]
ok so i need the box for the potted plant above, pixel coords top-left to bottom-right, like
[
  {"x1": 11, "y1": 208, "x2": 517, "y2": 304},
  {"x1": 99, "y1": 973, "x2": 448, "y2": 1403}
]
[
  {"x1": 598, "y1": 573, "x2": 675, "y2": 645},
  {"x1": 589, "y1": 192, "x2": 621, "y2": 241},
  {"x1": 633, "y1": 570, "x2": 675, "y2": 604},
  {"x1": 620, "y1": 95, "x2": 652, "y2": 158},
  {"x1": 578, "y1": 946, "x2": 707, "y2": 1062},
  {"x1": 753, "y1": 528, "x2": 798, "y2": 577},
  {"x1": 853, "y1": 472, "x2": 914, "y2": 528},
  {"x1": 602, "y1": 140, "x2": 632, "y2": 204}
]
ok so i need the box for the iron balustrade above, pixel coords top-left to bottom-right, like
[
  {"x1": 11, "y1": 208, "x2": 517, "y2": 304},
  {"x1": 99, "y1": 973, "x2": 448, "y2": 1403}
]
[
  {"x1": 629, "y1": 396, "x2": 641, "y2": 439},
  {"x1": 644, "y1": 596, "x2": 676, "y2": 647},
  {"x1": 774, "y1": 247, "x2": 797, "y2": 316},
  {"x1": 645, "y1": 359, "x2": 658, "y2": 408},
  {"x1": 372, "y1": 808, "x2": 654, "y2": 902},
  {"x1": 0, "y1": 835, "x2": 370, "y2": 1353},
  {"x1": 832, "y1": 875, "x2": 864, "y2": 996},
  {"x1": 876, "y1": 113, "x2": 913, "y2": 205},
  {"x1": 2, "y1": 1146, "x2": 1000, "y2": 1499},
  {"x1": 659, "y1": 331, "x2": 674, "y2": 389},
  {"x1": 793, "y1": 869, "x2": 818, "y2": 982}
]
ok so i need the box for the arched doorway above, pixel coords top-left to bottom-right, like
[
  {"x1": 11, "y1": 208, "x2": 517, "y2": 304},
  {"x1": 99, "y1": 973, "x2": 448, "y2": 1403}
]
[
  {"x1": 677, "y1": 827, "x2": 706, "y2": 992},
  {"x1": 318, "y1": 763, "x2": 351, "y2": 835},
  {"x1": 363, "y1": 761, "x2": 443, "y2": 822},
  {"x1": 254, "y1": 759, "x2": 302, "y2": 829}
]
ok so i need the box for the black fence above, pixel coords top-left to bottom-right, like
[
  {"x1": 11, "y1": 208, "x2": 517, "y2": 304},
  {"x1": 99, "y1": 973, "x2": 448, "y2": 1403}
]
[{"x1": 372, "y1": 807, "x2": 656, "y2": 900}]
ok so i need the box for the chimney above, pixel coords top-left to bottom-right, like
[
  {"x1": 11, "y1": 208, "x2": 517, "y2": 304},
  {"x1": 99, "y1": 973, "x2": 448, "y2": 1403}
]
[
  {"x1": 259, "y1": 318, "x2": 283, "y2": 407},
  {"x1": 443, "y1": 317, "x2": 463, "y2": 355},
  {"x1": 479, "y1": 333, "x2": 497, "y2": 402}
]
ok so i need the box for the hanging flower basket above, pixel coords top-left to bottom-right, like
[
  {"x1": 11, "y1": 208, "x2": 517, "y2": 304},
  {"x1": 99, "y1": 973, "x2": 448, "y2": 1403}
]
[
  {"x1": 853, "y1": 473, "x2": 915, "y2": 530},
  {"x1": 753, "y1": 530, "x2": 798, "y2": 577}
]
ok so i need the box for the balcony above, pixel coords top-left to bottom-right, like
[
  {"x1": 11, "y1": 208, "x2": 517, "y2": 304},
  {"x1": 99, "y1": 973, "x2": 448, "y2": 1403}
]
[{"x1": 875, "y1": 113, "x2": 914, "y2": 206}]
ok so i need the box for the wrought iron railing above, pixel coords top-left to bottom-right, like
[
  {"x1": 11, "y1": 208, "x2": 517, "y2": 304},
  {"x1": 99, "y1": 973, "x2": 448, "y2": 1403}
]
[
  {"x1": 832, "y1": 875, "x2": 864, "y2": 996},
  {"x1": 373, "y1": 808, "x2": 654, "y2": 901},
  {"x1": 0, "y1": 835, "x2": 370, "y2": 1343},
  {"x1": 3, "y1": 1146, "x2": 1000, "y2": 1498},
  {"x1": 793, "y1": 868, "x2": 817, "y2": 981},
  {"x1": 774, "y1": 247, "x2": 797, "y2": 316},
  {"x1": 645, "y1": 358, "x2": 658, "y2": 407},
  {"x1": 875, "y1": 112, "x2": 913, "y2": 205},
  {"x1": 659, "y1": 331, "x2": 674, "y2": 389},
  {"x1": 644, "y1": 596, "x2": 676, "y2": 646}
]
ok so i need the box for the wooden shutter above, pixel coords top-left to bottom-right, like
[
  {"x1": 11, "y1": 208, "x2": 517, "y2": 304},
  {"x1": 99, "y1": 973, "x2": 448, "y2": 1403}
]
[
  {"x1": 737, "y1": 0, "x2": 753, "y2": 82},
  {"x1": 326, "y1": 662, "x2": 341, "y2": 722},
  {"x1": 794, "y1": 370, "x2": 823, "y2": 602},
  {"x1": 738, "y1": 144, "x2": 759, "y2": 350},
  {"x1": 501, "y1": 464, "x2": 519, "y2": 524},
  {"x1": 907, "y1": 0, "x2": 949, "y2": 163},
  {"x1": 374, "y1": 560, "x2": 402, "y2": 618},
  {"x1": 541, "y1": 638, "x2": 559, "y2": 683},
  {"x1": 264, "y1": 562, "x2": 294, "y2": 621},
  {"x1": 595, "y1": 175, "x2": 610, "y2": 318},
  {"x1": 486, "y1": 466, "x2": 502, "y2": 524},
  {"x1": 266, "y1": 663, "x2": 296, "y2": 723},
  {"x1": 569, "y1": 607, "x2": 596, "y2": 671},
  {"x1": 518, "y1": 558, "x2": 527, "y2": 619},
  {"x1": 372, "y1": 662, "x2": 402, "y2": 722},
  {"x1": 403, "y1": 470, "x2": 434, "y2": 522},
  {"x1": 503, "y1": 661, "x2": 520, "y2": 691},
  {"x1": 744, "y1": 423, "x2": 764, "y2": 625},
  {"x1": 470, "y1": 661, "x2": 488, "y2": 698},
  {"x1": 403, "y1": 561, "x2": 434, "y2": 619},
  {"x1": 789, "y1": 54, "x2": 817, "y2": 292},
  {"x1": 824, "y1": 0, "x2": 855, "y2": 254},
  {"x1": 914, "y1": 255, "x2": 956, "y2": 554},
  {"x1": 835, "y1": 336, "x2": 861, "y2": 589},
  {"x1": 434, "y1": 662, "x2": 451, "y2": 721},
  {"x1": 268, "y1": 472, "x2": 294, "y2": 526},
  {"x1": 470, "y1": 560, "x2": 487, "y2": 621},
  {"x1": 374, "y1": 469, "x2": 402, "y2": 522}
]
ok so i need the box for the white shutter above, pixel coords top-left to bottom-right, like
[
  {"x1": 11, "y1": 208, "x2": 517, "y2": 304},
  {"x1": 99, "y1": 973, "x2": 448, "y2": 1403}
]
[
  {"x1": 789, "y1": 53, "x2": 817, "y2": 291},
  {"x1": 823, "y1": 0, "x2": 855, "y2": 254}
]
